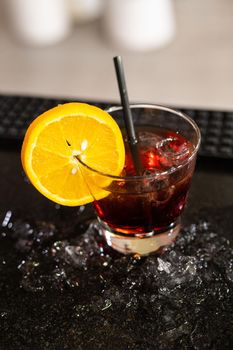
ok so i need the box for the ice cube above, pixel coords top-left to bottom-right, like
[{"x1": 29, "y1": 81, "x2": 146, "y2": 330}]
[
  {"x1": 156, "y1": 135, "x2": 191, "y2": 167},
  {"x1": 64, "y1": 245, "x2": 88, "y2": 267},
  {"x1": 157, "y1": 258, "x2": 171, "y2": 273},
  {"x1": 139, "y1": 131, "x2": 162, "y2": 146},
  {"x1": 2, "y1": 210, "x2": 12, "y2": 227}
]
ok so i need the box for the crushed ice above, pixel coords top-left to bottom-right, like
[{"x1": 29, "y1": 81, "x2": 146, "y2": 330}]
[{"x1": 1, "y1": 212, "x2": 233, "y2": 349}]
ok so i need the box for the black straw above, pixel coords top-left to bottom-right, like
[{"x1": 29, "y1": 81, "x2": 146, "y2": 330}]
[{"x1": 113, "y1": 56, "x2": 142, "y2": 175}]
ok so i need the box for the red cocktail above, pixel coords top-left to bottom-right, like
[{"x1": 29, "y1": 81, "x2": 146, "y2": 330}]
[{"x1": 82, "y1": 105, "x2": 200, "y2": 254}]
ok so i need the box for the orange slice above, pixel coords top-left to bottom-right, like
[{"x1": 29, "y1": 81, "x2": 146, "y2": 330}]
[{"x1": 21, "y1": 103, "x2": 125, "y2": 206}]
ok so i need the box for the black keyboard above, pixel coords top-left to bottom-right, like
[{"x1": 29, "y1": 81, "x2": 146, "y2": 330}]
[{"x1": 0, "y1": 94, "x2": 233, "y2": 158}]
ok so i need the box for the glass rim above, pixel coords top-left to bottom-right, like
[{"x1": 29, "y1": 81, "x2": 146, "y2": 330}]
[{"x1": 79, "y1": 104, "x2": 201, "y2": 181}]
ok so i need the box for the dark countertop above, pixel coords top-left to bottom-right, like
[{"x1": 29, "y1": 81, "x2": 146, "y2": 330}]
[{"x1": 0, "y1": 148, "x2": 233, "y2": 349}]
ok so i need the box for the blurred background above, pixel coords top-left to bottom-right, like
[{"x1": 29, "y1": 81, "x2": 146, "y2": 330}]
[{"x1": 0, "y1": 0, "x2": 233, "y2": 110}]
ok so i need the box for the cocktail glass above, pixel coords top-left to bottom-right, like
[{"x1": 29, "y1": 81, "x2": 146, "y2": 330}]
[{"x1": 80, "y1": 104, "x2": 201, "y2": 255}]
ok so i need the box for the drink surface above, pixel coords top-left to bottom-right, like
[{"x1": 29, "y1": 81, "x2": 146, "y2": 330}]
[{"x1": 93, "y1": 127, "x2": 195, "y2": 235}]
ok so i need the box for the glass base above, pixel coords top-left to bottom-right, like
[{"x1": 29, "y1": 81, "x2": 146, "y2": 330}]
[{"x1": 98, "y1": 220, "x2": 181, "y2": 255}]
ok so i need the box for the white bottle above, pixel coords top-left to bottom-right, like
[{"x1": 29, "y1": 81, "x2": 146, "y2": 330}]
[
  {"x1": 5, "y1": 0, "x2": 71, "y2": 46},
  {"x1": 103, "y1": 0, "x2": 175, "y2": 51},
  {"x1": 69, "y1": 0, "x2": 104, "y2": 23}
]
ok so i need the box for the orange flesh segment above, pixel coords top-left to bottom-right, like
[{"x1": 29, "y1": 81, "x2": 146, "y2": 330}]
[{"x1": 21, "y1": 103, "x2": 125, "y2": 206}]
